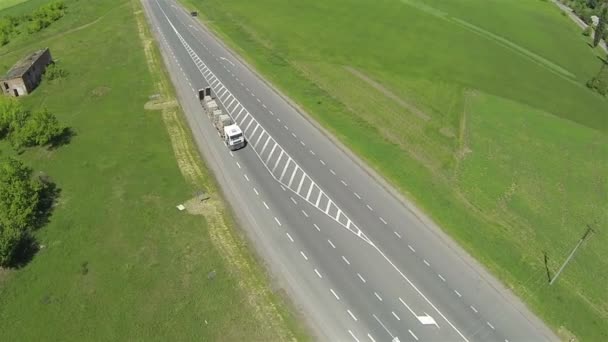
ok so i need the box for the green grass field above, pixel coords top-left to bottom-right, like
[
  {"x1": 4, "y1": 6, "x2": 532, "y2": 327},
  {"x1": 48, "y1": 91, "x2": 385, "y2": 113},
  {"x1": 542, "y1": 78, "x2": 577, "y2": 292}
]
[
  {"x1": 0, "y1": 0, "x2": 28, "y2": 11},
  {"x1": 0, "y1": 0, "x2": 306, "y2": 340},
  {"x1": 179, "y1": 0, "x2": 608, "y2": 340}
]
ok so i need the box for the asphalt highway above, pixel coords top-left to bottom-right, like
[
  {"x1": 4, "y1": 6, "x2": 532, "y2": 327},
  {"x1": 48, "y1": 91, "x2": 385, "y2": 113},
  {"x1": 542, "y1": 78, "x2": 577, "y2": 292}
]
[{"x1": 141, "y1": 1, "x2": 559, "y2": 340}]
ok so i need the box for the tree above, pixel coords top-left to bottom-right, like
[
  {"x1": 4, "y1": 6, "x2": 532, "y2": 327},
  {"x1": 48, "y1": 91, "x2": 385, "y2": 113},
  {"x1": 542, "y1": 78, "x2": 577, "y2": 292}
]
[
  {"x1": 594, "y1": 6, "x2": 608, "y2": 47},
  {"x1": 0, "y1": 97, "x2": 28, "y2": 139},
  {"x1": 0, "y1": 98, "x2": 64, "y2": 148},
  {"x1": 17, "y1": 108, "x2": 63, "y2": 147},
  {"x1": 0, "y1": 97, "x2": 18, "y2": 136},
  {"x1": 0, "y1": 157, "x2": 42, "y2": 266},
  {"x1": 0, "y1": 221, "x2": 23, "y2": 267}
]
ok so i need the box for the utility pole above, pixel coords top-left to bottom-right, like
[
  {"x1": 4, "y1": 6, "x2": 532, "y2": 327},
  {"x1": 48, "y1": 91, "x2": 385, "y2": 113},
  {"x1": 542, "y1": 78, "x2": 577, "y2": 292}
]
[{"x1": 549, "y1": 225, "x2": 594, "y2": 285}]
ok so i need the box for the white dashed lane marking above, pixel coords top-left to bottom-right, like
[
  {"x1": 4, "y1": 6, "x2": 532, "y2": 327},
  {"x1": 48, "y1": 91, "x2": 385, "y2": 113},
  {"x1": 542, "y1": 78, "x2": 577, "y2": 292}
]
[
  {"x1": 286, "y1": 233, "x2": 294, "y2": 242},
  {"x1": 342, "y1": 256, "x2": 350, "y2": 265},
  {"x1": 348, "y1": 330, "x2": 359, "y2": 342},
  {"x1": 330, "y1": 288, "x2": 340, "y2": 300},
  {"x1": 314, "y1": 269, "x2": 322, "y2": 278},
  {"x1": 357, "y1": 273, "x2": 366, "y2": 283}
]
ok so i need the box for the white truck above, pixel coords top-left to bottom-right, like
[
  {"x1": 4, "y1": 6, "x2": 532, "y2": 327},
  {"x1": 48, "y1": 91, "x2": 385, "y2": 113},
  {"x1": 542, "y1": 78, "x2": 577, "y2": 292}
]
[{"x1": 199, "y1": 87, "x2": 245, "y2": 151}]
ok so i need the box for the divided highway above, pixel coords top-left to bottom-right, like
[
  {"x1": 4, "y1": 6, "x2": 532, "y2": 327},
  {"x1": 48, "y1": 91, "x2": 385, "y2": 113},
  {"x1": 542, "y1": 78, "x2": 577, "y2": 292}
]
[{"x1": 141, "y1": 1, "x2": 558, "y2": 341}]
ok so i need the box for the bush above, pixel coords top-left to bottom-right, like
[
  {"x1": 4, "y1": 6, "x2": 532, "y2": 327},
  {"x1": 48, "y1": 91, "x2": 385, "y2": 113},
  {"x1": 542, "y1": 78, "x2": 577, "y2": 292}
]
[
  {"x1": 20, "y1": 1, "x2": 66, "y2": 34},
  {"x1": 26, "y1": 19, "x2": 44, "y2": 34},
  {"x1": 583, "y1": 26, "x2": 593, "y2": 36},
  {"x1": 17, "y1": 108, "x2": 63, "y2": 147},
  {"x1": 0, "y1": 15, "x2": 19, "y2": 45},
  {"x1": 44, "y1": 63, "x2": 68, "y2": 80}
]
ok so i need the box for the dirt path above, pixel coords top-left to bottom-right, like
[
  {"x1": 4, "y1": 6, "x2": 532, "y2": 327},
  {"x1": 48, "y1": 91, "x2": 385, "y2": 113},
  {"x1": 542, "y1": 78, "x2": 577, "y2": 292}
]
[{"x1": 344, "y1": 66, "x2": 431, "y2": 121}]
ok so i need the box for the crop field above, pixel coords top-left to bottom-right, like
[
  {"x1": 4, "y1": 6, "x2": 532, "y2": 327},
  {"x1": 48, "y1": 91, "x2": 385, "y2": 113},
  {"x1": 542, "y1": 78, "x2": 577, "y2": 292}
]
[
  {"x1": 0, "y1": 0, "x2": 305, "y2": 340},
  {"x1": 179, "y1": 0, "x2": 608, "y2": 340}
]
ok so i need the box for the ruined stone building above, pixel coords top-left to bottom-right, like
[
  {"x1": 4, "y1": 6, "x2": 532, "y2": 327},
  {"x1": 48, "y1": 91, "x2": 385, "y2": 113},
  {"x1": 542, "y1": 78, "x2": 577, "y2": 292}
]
[{"x1": 1, "y1": 48, "x2": 53, "y2": 97}]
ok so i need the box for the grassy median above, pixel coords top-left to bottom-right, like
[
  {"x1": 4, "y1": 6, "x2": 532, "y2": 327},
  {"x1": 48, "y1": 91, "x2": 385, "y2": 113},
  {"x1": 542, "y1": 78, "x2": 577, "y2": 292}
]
[
  {"x1": 0, "y1": 0, "x2": 306, "y2": 340},
  {"x1": 178, "y1": 0, "x2": 608, "y2": 340}
]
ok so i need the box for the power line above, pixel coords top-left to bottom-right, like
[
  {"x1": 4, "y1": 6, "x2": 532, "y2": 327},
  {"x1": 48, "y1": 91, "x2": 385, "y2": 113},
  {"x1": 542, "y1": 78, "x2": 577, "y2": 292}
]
[{"x1": 549, "y1": 225, "x2": 595, "y2": 286}]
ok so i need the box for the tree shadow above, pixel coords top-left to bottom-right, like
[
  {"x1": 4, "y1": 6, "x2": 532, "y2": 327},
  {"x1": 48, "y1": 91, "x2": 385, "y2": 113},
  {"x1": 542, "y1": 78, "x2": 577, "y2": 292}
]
[
  {"x1": 49, "y1": 127, "x2": 76, "y2": 149},
  {"x1": 543, "y1": 251, "x2": 552, "y2": 284},
  {"x1": 33, "y1": 174, "x2": 61, "y2": 230},
  {"x1": 7, "y1": 234, "x2": 40, "y2": 269}
]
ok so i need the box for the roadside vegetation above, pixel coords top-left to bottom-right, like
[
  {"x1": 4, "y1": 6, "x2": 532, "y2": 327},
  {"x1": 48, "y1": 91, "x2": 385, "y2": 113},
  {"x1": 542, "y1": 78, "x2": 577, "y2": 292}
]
[
  {"x1": 180, "y1": 0, "x2": 608, "y2": 340},
  {"x1": 562, "y1": 0, "x2": 608, "y2": 27},
  {"x1": 0, "y1": 0, "x2": 306, "y2": 340}
]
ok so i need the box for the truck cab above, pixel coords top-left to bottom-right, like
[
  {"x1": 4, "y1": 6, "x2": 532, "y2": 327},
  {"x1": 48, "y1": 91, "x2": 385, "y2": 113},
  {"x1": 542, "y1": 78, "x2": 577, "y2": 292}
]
[{"x1": 224, "y1": 124, "x2": 245, "y2": 150}]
